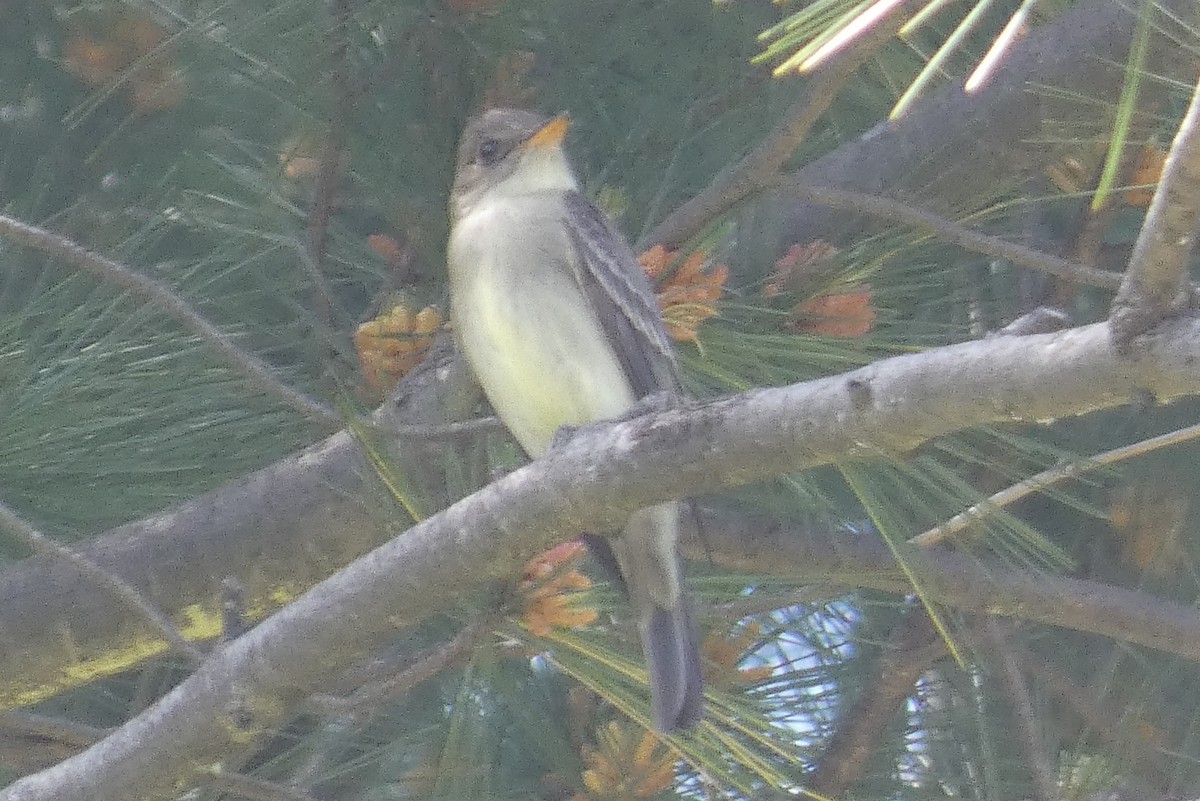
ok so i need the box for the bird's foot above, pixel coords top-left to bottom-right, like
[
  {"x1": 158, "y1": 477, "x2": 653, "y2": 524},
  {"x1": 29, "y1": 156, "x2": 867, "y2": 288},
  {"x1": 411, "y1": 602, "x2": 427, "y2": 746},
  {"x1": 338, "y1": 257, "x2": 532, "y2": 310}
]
[{"x1": 547, "y1": 392, "x2": 678, "y2": 451}]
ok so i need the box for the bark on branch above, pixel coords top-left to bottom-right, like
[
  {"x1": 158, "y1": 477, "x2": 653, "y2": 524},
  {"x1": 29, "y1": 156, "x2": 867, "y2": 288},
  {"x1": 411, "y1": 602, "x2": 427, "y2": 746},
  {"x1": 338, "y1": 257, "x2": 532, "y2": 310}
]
[{"x1": 6, "y1": 316, "x2": 1200, "y2": 800}]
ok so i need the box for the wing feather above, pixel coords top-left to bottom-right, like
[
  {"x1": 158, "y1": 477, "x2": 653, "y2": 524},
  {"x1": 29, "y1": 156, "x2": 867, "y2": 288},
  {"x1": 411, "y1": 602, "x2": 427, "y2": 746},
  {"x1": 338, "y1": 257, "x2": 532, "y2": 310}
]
[{"x1": 561, "y1": 192, "x2": 682, "y2": 399}]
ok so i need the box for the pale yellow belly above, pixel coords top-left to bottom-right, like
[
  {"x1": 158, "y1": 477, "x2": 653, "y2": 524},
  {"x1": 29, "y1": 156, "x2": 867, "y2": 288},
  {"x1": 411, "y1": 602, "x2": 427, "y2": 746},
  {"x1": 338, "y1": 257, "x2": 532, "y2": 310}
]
[{"x1": 452, "y1": 237, "x2": 635, "y2": 457}]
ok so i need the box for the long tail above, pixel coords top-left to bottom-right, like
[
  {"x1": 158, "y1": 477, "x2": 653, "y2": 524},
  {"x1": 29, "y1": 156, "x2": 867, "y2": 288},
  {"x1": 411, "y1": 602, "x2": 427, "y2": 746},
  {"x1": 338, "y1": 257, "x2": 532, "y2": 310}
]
[
  {"x1": 611, "y1": 502, "x2": 704, "y2": 732},
  {"x1": 641, "y1": 591, "x2": 704, "y2": 731}
]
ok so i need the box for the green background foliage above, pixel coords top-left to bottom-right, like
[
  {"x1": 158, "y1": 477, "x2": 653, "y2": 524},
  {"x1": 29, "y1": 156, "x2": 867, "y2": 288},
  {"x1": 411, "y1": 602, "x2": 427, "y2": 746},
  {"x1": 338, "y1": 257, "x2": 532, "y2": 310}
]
[{"x1": 2, "y1": 0, "x2": 1199, "y2": 798}]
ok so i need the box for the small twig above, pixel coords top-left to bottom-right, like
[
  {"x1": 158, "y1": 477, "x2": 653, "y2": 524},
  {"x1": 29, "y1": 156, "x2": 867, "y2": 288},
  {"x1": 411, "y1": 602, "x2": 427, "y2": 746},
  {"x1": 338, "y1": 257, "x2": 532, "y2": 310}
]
[
  {"x1": 0, "y1": 712, "x2": 108, "y2": 774},
  {"x1": 786, "y1": 184, "x2": 1126, "y2": 291},
  {"x1": 221, "y1": 577, "x2": 252, "y2": 641},
  {"x1": 0, "y1": 214, "x2": 340, "y2": 425},
  {"x1": 806, "y1": 605, "x2": 946, "y2": 798},
  {"x1": 301, "y1": 0, "x2": 357, "y2": 339},
  {"x1": 0, "y1": 499, "x2": 202, "y2": 665},
  {"x1": 0, "y1": 712, "x2": 109, "y2": 749},
  {"x1": 1071, "y1": 145, "x2": 1143, "y2": 278},
  {"x1": 388, "y1": 415, "x2": 505, "y2": 440},
  {"x1": 643, "y1": 0, "x2": 913, "y2": 250},
  {"x1": 290, "y1": 615, "x2": 492, "y2": 791},
  {"x1": 992, "y1": 307, "x2": 1071, "y2": 337},
  {"x1": 910, "y1": 419, "x2": 1200, "y2": 547},
  {"x1": 1110, "y1": 75, "x2": 1200, "y2": 347},
  {"x1": 982, "y1": 619, "x2": 1057, "y2": 801},
  {"x1": 319, "y1": 614, "x2": 493, "y2": 719},
  {"x1": 209, "y1": 772, "x2": 318, "y2": 801},
  {"x1": 1067, "y1": 198, "x2": 1119, "y2": 299}
]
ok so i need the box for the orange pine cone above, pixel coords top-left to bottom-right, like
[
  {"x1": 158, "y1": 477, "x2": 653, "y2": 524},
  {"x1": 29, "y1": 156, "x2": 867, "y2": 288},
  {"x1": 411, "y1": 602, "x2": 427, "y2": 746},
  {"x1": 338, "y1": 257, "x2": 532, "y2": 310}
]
[
  {"x1": 354, "y1": 303, "x2": 442, "y2": 399},
  {"x1": 638, "y1": 245, "x2": 727, "y2": 343},
  {"x1": 788, "y1": 286, "x2": 876, "y2": 337},
  {"x1": 518, "y1": 542, "x2": 597, "y2": 637}
]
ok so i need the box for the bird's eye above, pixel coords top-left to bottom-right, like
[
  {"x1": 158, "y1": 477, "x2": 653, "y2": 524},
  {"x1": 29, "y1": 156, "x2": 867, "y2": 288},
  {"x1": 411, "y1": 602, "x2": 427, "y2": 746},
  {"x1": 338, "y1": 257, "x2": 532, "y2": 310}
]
[{"x1": 477, "y1": 139, "x2": 500, "y2": 166}]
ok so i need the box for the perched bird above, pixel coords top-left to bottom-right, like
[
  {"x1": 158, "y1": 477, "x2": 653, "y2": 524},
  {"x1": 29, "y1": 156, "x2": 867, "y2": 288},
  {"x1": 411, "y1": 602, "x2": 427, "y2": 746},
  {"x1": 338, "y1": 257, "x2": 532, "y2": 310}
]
[{"x1": 447, "y1": 108, "x2": 703, "y2": 731}]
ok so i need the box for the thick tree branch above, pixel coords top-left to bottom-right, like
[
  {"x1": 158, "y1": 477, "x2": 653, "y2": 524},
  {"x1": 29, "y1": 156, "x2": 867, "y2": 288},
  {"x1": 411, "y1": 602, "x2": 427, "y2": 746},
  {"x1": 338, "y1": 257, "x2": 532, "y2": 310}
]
[
  {"x1": 0, "y1": 338, "x2": 475, "y2": 709},
  {"x1": 686, "y1": 504, "x2": 1200, "y2": 662},
  {"x1": 5, "y1": 318, "x2": 1200, "y2": 709},
  {"x1": 759, "y1": 0, "x2": 1194, "y2": 251},
  {"x1": 0, "y1": 499, "x2": 200, "y2": 665},
  {"x1": 7, "y1": 316, "x2": 1200, "y2": 800},
  {"x1": 0, "y1": 0, "x2": 1192, "y2": 715},
  {"x1": 3, "y1": 312, "x2": 1200, "y2": 713}
]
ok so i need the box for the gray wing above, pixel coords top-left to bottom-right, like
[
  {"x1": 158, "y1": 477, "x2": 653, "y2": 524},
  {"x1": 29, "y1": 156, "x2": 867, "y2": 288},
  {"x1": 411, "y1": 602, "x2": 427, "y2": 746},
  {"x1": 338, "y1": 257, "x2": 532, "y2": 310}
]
[
  {"x1": 562, "y1": 192, "x2": 683, "y2": 399},
  {"x1": 563, "y1": 192, "x2": 703, "y2": 731}
]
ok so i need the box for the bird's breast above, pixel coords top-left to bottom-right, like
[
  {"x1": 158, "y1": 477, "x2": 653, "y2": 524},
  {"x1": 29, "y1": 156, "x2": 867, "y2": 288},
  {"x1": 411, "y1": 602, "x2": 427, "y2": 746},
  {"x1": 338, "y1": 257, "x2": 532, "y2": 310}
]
[{"x1": 448, "y1": 198, "x2": 636, "y2": 456}]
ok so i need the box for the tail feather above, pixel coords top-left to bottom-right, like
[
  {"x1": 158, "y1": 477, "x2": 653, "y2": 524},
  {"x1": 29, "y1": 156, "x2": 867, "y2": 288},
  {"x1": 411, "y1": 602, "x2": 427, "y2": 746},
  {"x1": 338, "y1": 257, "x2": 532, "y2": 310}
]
[
  {"x1": 643, "y1": 597, "x2": 704, "y2": 732},
  {"x1": 592, "y1": 502, "x2": 704, "y2": 732}
]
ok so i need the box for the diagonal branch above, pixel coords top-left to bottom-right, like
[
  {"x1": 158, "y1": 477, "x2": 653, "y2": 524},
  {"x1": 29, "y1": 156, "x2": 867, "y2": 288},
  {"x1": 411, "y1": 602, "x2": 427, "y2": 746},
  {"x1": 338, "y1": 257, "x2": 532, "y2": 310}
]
[
  {"x1": 7, "y1": 316, "x2": 1200, "y2": 800},
  {"x1": 0, "y1": 214, "x2": 340, "y2": 425},
  {"x1": 686, "y1": 504, "x2": 1200, "y2": 663},
  {"x1": 911, "y1": 419, "x2": 1200, "y2": 548},
  {"x1": 785, "y1": 184, "x2": 1127, "y2": 291},
  {"x1": 763, "y1": 0, "x2": 1193, "y2": 251},
  {"x1": 0, "y1": 338, "x2": 475, "y2": 711},
  {"x1": 4, "y1": 317, "x2": 1200, "y2": 709},
  {"x1": 0, "y1": 0, "x2": 1186, "y2": 716},
  {"x1": 0, "y1": 499, "x2": 201, "y2": 665},
  {"x1": 641, "y1": 0, "x2": 914, "y2": 250},
  {"x1": 1110, "y1": 74, "x2": 1200, "y2": 346}
]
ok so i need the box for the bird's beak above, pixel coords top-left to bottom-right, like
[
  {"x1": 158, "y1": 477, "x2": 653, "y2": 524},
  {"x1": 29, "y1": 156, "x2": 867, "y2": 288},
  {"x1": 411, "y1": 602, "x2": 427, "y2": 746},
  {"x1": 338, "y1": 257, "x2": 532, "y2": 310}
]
[{"x1": 524, "y1": 114, "x2": 570, "y2": 150}]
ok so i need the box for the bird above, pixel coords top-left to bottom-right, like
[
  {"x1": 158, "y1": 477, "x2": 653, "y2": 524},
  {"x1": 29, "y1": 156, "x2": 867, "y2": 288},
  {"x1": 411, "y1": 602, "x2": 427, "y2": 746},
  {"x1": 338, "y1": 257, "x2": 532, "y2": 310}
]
[{"x1": 446, "y1": 107, "x2": 703, "y2": 732}]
